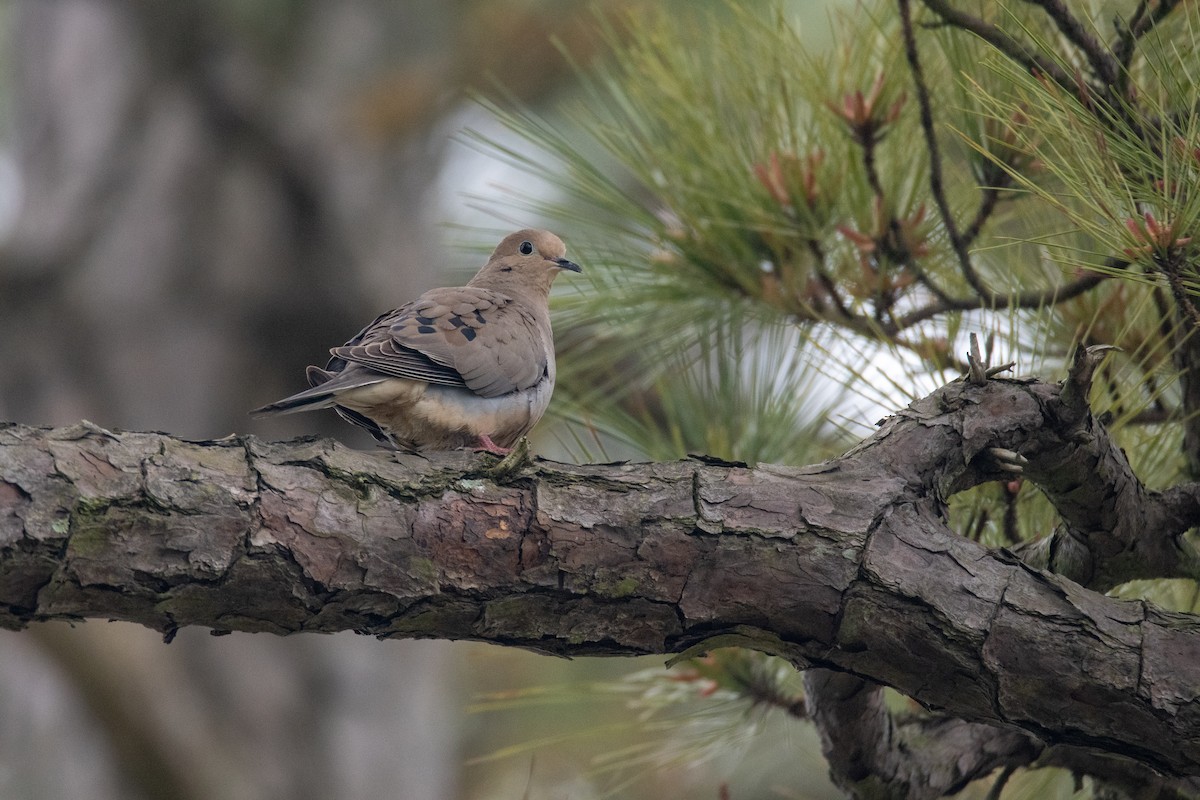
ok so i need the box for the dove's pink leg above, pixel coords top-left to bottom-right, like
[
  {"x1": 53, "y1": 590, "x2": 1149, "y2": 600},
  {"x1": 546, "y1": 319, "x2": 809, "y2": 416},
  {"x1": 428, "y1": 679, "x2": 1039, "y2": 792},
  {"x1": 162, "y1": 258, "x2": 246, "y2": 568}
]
[{"x1": 474, "y1": 434, "x2": 512, "y2": 456}]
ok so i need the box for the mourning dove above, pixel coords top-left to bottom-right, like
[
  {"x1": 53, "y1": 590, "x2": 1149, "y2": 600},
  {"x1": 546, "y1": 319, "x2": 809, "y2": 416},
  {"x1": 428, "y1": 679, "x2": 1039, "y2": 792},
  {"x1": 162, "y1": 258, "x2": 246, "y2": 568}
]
[{"x1": 252, "y1": 229, "x2": 580, "y2": 453}]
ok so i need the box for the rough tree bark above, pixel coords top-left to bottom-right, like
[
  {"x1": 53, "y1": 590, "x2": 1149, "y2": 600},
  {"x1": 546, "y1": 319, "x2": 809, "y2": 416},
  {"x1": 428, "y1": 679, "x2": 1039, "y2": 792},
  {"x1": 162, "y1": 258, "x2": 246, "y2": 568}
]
[{"x1": 3, "y1": 350, "x2": 1200, "y2": 798}]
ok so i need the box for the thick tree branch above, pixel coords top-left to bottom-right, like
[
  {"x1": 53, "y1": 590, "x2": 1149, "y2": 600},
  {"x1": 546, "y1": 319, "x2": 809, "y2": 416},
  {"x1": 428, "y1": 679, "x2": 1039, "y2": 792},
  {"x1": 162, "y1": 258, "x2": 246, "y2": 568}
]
[
  {"x1": 2, "y1": 372, "x2": 1200, "y2": 781},
  {"x1": 802, "y1": 349, "x2": 1200, "y2": 797}
]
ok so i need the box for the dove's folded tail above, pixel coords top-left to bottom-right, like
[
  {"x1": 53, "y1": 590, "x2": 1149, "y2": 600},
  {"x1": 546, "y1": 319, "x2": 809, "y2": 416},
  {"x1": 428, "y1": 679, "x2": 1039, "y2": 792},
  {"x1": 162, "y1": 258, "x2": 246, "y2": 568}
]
[
  {"x1": 250, "y1": 386, "x2": 339, "y2": 417},
  {"x1": 250, "y1": 368, "x2": 384, "y2": 418}
]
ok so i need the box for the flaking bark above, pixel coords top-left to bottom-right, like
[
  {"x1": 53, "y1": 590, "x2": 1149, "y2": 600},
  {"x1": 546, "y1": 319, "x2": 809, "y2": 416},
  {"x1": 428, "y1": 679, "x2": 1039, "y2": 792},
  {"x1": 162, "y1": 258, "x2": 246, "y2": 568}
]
[{"x1": 2, "y1": 370, "x2": 1200, "y2": 787}]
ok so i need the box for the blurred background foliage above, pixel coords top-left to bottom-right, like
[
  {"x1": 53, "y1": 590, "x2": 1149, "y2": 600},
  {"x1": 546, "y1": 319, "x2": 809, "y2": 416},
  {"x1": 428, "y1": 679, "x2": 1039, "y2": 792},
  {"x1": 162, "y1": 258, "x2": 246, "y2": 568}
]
[{"x1": 2, "y1": 1, "x2": 1198, "y2": 798}]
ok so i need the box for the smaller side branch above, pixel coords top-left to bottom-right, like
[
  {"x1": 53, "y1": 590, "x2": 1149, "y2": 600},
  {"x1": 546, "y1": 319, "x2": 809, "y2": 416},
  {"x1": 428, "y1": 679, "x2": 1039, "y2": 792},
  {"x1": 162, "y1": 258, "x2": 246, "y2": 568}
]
[
  {"x1": 1012, "y1": 346, "x2": 1200, "y2": 590},
  {"x1": 804, "y1": 669, "x2": 1038, "y2": 797},
  {"x1": 1151, "y1": 483, "x2": 1200, "y2": 540},
  {"x1": 961, "y1": 182, "x2": 1006, "y2": 247},
  {"x1": 805, "y1": 666, "x2": 1200, "y2": 798}
]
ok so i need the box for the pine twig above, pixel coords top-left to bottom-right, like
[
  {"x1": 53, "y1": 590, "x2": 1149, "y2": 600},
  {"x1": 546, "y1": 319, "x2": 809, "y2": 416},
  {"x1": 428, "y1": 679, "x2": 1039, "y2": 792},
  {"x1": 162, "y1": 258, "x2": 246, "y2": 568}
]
[
  {"x1": 962, "y1": 182, "x2": 1007, "y2": 247},
  {"x1": 1020, "y1": 0, "x2": 1119, "y2": 86},
  {"x1": 918, "y1": 0, "x2": 1078, "y2": 99},
  {"x1": 886, "y1": 270, "x2": 1105, "y2": 334},
  {"x1": 899, "y1": 0, "x2": 981, "y2": 296},
  {"x1": 1113, "y1": 0, "x2": 1182, "y2": 72},
  {"x1": 898, "y1": 0, "x2": 1110, "y2": 326}
]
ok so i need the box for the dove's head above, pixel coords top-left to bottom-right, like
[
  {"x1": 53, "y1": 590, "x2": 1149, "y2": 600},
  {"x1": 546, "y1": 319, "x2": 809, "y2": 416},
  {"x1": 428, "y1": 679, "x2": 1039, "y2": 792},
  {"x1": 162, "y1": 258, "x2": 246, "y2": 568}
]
[{"x1": 472, "y1": 229, "x2": 581, "y2": 295}]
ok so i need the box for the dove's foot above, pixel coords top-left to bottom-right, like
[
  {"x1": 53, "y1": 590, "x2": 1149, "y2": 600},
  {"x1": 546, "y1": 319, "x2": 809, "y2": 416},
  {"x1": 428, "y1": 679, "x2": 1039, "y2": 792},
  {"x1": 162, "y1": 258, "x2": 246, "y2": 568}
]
[{"x1": 473, "y1": 434, "x2": 512, "y2": 456}]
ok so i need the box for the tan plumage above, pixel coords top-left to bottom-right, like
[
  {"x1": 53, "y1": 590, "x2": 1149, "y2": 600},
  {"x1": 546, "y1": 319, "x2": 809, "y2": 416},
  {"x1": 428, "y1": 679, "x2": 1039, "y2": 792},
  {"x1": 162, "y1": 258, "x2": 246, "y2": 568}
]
[{"x1": 252, "y1": 229, "x2": 580, "y2": 452}]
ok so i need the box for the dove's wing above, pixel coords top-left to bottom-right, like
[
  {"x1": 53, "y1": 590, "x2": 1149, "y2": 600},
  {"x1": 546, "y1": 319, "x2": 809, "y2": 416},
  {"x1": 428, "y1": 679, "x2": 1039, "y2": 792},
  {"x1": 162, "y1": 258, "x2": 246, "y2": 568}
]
[{"x1": 328, "y1": 287, "x2": 549, "y2": 398}]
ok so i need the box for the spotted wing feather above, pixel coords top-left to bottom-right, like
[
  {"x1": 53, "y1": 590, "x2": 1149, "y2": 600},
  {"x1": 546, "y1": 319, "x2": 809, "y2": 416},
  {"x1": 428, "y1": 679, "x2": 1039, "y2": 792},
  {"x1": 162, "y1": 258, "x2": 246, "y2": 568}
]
[
  {"x1": 328, "y1": 287, "x2": 548, "y2": 399},
  {"x1": 321, "y1": 305, "x2": 466, "y2": 389}
]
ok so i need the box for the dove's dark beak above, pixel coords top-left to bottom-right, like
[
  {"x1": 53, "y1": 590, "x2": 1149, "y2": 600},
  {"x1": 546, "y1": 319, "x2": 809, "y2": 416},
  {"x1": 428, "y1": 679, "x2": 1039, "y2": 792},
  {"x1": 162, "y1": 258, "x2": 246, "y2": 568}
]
[{"x1": 549, "y1": 257, "x2": 582, "y2": 273}]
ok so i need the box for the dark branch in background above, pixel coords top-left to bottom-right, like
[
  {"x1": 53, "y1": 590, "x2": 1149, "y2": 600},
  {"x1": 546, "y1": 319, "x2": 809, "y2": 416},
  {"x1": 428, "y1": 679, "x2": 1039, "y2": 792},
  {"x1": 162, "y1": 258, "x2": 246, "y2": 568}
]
[
  {"x1": 1113, "y1": 0, "x2": 1182, "y2": 74},
  {"x1": 917, "y1": 0, "x2": 1078, "y2": 98},
  {"x1": 984, "y1": 767, "x2": 1017, "y2": 800},
  {"x1": 896, "y1": 0, "x2": 1113, "y2": 335},
  {"x1": 886, "y1": 271, "x2": 1105, "y2": 333},
  {"x1": 1020, "y1": 0, "x2": 1118, "y2": 86},
  {"x1": 1112, "y1": 0, "x2": 1151, "y2": 71},
  {"x1": 960, "y1": 181, "x2": 1006, "y2": 247},
  {"x1": 893, "y1": 256, "x2": 960, "y2": 313},
  {"x1": 806, "y1": 240, "x2": 855, "y2": 320},
  {"x1": 851, "y1": 105, "x2": 957, "y2": 320},
  {"x1": 898, "y1": 0, "x2": 980, "y2": 295}
]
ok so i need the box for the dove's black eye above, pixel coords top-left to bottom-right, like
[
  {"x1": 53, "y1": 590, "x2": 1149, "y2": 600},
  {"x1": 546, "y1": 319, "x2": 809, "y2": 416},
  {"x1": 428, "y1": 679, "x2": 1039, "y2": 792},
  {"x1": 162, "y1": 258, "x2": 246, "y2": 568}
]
[{"x1": 519, "y1": 240, "x2": 534, "y2": 255}]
